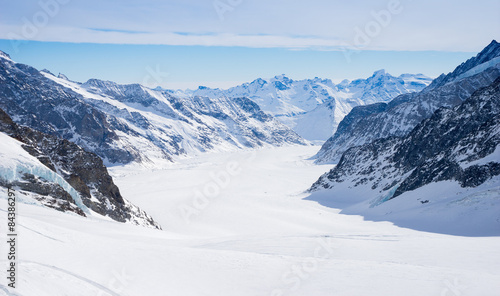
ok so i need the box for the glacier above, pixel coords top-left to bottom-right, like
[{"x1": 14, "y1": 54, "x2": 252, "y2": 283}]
[{"x1": 0, "y1": 132, "x2": 89, "y2": 214}]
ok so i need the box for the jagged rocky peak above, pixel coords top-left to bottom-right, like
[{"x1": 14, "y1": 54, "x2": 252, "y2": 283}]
[
  {"x1": 426, "y1": 40, "x2": 500, "y2": 90},
  {"x1": 82, "y1": 78, "x2": 158, "y2": 106},
  {"x1": 272, "y1": 74, "x2": 293, "y2": 90},
  {"x1": 0, "y1": 107, "x2": 161, "y2": 229},
  {"x1": 83, "y1": 78, "x2": 143, "y2": 92},
  {"x1": 0, "y1": 50, "x2": 11, "y2": 61},
  {"x1": 57, "y1": 73, "x2": 69, "y2": 80},
  {"x1": 40, "y1": 69, "x2": 55, "y2": 76},
  {"x1": 249, "y1": 77, "x2": 268, "y2": 87},
  {"x1": 371, "y1": 69, "x2": 386, "y2": 77},
  {"x1": 273, "y1": 74, "x2": 293, "y2": 83}
]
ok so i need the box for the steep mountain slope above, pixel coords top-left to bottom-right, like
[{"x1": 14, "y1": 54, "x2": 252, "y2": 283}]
[
  {"x1": 316, "y1": 40, "x2": 500, "y2": 163},
  {"x1": 0, "y1": 108, "x2": 160, "y2": 228},
  {"x1": 0, "y1": 51, "x2": 305, "y2": 165},
  {"x1": 426, "y1": 40, "x2": 500, "y2": 90},
  {"x1": 181, "y1": 71, "x2": 431, "y2": 140},
  {"x1": 0, "y1": 52, "x2": 135, "y2": 164},
  {"x1": 309, "y1": 77, "x2": 500, "y2": 231}
]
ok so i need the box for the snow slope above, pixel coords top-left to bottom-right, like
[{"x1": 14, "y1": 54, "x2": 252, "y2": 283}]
[{"x1": 1, "y1": 146, "x2": 499, "y2": 296}]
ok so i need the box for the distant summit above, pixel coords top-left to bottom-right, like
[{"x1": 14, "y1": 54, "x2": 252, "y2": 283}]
[{"x1": 179, "y1": 70, "x2": 432, "y2": 140}]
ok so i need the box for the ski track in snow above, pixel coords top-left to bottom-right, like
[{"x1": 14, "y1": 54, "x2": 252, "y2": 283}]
[{"x1": 0, "y1": 146, "x2": 499, "y2": 295}]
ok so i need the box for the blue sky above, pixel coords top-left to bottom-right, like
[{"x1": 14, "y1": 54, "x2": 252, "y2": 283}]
[{"x1": 0, "y1": 0, "x2": 498, "y2": 89}]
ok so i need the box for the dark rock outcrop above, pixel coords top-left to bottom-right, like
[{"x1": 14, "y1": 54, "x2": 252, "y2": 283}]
[{"x1": 0, "y1": 108, "x2": 161, "y2": 229}]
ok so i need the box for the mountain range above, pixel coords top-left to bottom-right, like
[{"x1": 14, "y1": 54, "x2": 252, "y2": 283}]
[
  {"x1": 0, "y1": 52, "x2": 306, "y2": 166},
  {"x1": 174, "y1": 71, "x2": 432, "y2": 141}
]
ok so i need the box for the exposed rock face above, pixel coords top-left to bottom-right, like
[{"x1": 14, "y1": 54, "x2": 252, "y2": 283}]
[
  {"x1": 310, "y1": 77, "x2": 500, "y2": 200},
  {"x1": 0, "y1": 108, "x2": 161, "y2": 229},
  {"x1": 315, "y1": 41, "x2": 500, "y2": 163}
]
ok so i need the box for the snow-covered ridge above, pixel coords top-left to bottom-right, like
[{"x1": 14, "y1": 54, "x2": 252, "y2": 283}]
[
  {"x1": 0, "y1": 50, "x2": 12, "y2": 61},
  {"x1": 455, "y1": 56, "x2": 500, "y2": 81},
  {"x1": 176, "y1": 71, "x2": 432, "y2": 140}
]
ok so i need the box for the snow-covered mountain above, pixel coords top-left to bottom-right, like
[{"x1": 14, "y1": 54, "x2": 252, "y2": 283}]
[
  {"x1": 177, "y1": 71, "x2": 432, "y2": 140},
  {"x1": 309, "y1": 76, "x2": 500, "y2": 235},
  {"x1": 0, "y1": 52, "x2": 306, "y2": 166},
  {"x1": 316, "y1": 40, "x2": 500, "y2": 163},
  {"x1": 0, "y1": 107, "x2": 160, "y2": 228}
]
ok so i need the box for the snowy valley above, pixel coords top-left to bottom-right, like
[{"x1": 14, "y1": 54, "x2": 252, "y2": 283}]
[
  {"x1": 1, "y1": 146, "x2": 499, "y2": 296},
  {"x1": 0, "y1": 39, "x2": 499, "y2": 296}
]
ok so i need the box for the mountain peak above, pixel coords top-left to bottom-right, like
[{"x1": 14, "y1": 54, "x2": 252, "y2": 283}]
[
  {"x1": 40, "y1": 69, "x2": 55, "y2": 76},
  {"x1": 339, "y1": 79, "x2": 350, "y2": 85},
  {"x1": 0, "y1": 50, "x2": 11, "y2": 61},
  {"x1": 249, "y1": 77, "x2": 267, "y2": 86},
  {"x1": 273, "y1": 74, "x2": 293, "y2": 83},
  {"x1": 58, "y1": 73, "x2": 69, "y2": 81},
  {"x1": 371, "y1": 69, "x2": 387, "y2": 77},
  {"x1": 486, "y1": 39, "x2": 499, "y2": 50}
]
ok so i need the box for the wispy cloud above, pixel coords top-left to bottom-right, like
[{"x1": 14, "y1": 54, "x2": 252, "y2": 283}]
[{"x1": 1, "y1": 0, "x2": 498, "y2": 51}]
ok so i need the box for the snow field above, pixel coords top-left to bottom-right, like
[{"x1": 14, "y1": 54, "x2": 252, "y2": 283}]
[{"x1": 0, "y1": 146, "x2": 498, "y2": 295}]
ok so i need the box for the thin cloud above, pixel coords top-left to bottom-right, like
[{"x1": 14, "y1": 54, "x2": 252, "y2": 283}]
[{"x1": 0, "y1": 0, "x2": 498, "y2": 51}]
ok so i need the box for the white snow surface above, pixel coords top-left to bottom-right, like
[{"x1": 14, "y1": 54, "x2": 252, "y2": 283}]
[{"x1": 1, "y1": 145, "x2": 499, "y2": 295}]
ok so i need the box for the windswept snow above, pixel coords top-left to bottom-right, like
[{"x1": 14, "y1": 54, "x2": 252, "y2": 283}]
[{"x1": 1, "y1": 146, "x2": 499, "y2": 296}]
